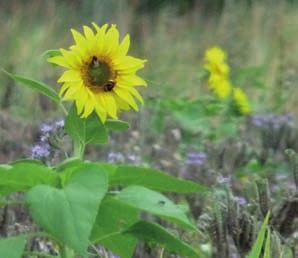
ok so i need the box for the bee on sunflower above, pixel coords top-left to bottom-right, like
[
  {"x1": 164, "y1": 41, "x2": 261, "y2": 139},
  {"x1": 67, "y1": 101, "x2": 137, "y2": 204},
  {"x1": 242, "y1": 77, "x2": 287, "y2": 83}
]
[{"x1": 48, "y1": 23, "x2": 147, "y2": 123}]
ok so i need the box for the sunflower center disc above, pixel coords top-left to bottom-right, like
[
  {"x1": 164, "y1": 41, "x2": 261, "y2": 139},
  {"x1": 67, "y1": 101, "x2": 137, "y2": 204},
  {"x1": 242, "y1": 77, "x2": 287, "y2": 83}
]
[{"x1": 88, "y1": 56, "x2": 111, "y2": 87}]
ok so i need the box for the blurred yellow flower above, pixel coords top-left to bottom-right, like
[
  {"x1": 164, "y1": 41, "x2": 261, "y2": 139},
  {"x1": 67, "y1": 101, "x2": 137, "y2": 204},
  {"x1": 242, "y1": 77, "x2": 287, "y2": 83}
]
[
  {"x1": 48, "y1": 23, "x2": 147, "y2": 123},
  {"x1": 204, "y1": 47, "x2": 229, "y2": 77},
  {"x1": 233, "y1": 87, "x2": 251, "y2": 114},
  {"x1": 208, "y1": 74, "x2": 232, "y2": 99}
]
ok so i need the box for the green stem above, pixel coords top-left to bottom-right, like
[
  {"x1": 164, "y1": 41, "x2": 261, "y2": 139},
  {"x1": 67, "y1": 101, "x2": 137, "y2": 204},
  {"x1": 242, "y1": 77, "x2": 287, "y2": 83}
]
[
  {"x1": 60, "y1": 102, "x2": 68, "y2": 116},
  {"x1": 73, "y1": 140, "x2": 85, "y2": 159}
]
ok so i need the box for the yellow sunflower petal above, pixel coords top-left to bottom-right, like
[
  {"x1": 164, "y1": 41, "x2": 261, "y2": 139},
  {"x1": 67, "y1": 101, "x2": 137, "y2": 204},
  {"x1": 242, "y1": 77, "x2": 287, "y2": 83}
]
[
  {"x1": 118, "y1": 34, "x2": 130, "y2": 56},
  {"x1": 102, "y1": 93, "x2": 118, "y2": 119},
  {"x1": 48, "y1": 55, "x2": 72, "y2": 69},
  {"x1": 81, "y1": 95, "x2": 95, "y2": 118},
  {"x1": 58, "y1": 70, "x2": 81, "y2": 83},
  {"x1": 60, "y1": 49, "x2": 82, "y2": 69},
  {"x1": 119, "y1": 85, "x2": 144, "y2": 104},
  {"x1": 94, "y1": 104, "x2": 107, "y2": 123},
  {"x1": 114, "y1": 87, "x2": 139, "y2": 111},
  {"x1": 114, "y1": 56, "x2": 146, "y2": 72},
  {"x1": 117, "y1": 74, "x2": 147, "y2": 87},
  {"x1": 103, "y1": 24, "x2": 119, "y2": 56},
  {"x1": 114, "y1": 94, "x2": 130, "y2": 110}
]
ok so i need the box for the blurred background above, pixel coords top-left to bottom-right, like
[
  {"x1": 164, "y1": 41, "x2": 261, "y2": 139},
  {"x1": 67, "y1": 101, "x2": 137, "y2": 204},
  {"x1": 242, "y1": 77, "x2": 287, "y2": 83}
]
[{"x1": 1, "y1": 1, "x2": 297, "y2": 257}]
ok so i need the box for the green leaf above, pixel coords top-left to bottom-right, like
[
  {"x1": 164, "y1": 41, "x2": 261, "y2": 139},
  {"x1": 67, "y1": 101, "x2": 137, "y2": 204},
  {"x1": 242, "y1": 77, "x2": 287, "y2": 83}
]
[
  {"x1": 55, "y1": 157, "x2": 83, "y2": 172},
  {"x1": 105, "y1": 119, "x2": 130, "y2": 131},
  {"x1": 125, "y1": 221, "x2": 201, "y2": 258},
  {"x1": 263, "y1": 229, "x2": 271, "y2": 258},
  {"x1": 91, "y1": 197, "x2": 139, "y2": 258},
  {"x1": 2, "y1": 70, "x2": 60, "y2": 103},
  {"x1": 0, "y1": 162, "x2": 59, "y2": 196},
  {"x1": 26, "y1": 164, "x2": 108, "y2": 256},
  {"x1": 109, "y1": 165, "x2": 208, "y2": 193},
  {"x1": 42, "y1": 49, "x2": 61, "y2": 58},
  {"x1": 65, "y1": 105, "x2": 108, "y2": 145},
  {"x1": 0, "y1": 235, "x2": 27, "y2": 258},
  {"x1": 116, "y1": 186, "x2": 196, "y2": 230},
  {"x1": 248, "y1": 212, "x2": 270, "y2": 258}
]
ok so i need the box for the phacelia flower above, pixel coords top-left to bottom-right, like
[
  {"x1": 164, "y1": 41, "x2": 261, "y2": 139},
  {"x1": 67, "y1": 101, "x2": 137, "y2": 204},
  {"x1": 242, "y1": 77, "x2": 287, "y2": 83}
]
[
  {"x1": 186, "y1": 151, "x2": 208, "y2": 166},
  {"x1": 31, "y1": 143, "x2": 51, "y2": 159},
  {"x1": 232, "y1": 87, "x2": 251, "y2": 115},
  {"x1": 48, "y1": 23, "x2": 147, "y2": 123}
]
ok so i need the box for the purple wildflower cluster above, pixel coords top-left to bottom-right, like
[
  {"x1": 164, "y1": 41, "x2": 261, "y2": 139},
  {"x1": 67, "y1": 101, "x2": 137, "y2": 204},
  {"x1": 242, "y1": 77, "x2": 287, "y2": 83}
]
[
  {"x1": 252, "y1": 114, "x2": 296, "y2": 129},
  {"x1": 30, "y1": 120, "x2": 64, "y2": 160},
  {"x1": 186, "y1": 151, "x2": 208, "y2": 166}
]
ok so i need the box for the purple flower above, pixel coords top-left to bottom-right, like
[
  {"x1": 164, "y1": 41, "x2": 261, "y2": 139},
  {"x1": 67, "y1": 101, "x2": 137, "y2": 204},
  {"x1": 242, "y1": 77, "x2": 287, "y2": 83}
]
[
  {"x1": 54, "y1": 119, "x2": 64, "y2": 129},
  {"x1": 252, "y1": 113, "x2": 296, "y2": 129},
  {"x1": 234, "y1": 196, "x2": 247, "y2": 206},
  {"x1": 40, "y1": 123, "x2": 53, "y2": 134},
  {"x1": 31, "y1": 143, "x2": 50, "y2": 159},
  {"x1": 186, "y1": 151, "x2": 207, "y2": 166}
]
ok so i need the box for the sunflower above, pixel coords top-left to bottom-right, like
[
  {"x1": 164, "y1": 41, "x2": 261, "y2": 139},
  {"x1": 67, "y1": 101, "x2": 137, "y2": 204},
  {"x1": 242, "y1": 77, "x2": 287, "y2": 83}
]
[
  {"x1": 48, "y1": 23, "x2": 147, "y2": 123},
  {"x1": 208, "y1": 74, "x2": 232, "y2": 99},
  {"x1": 233, "y1": 87, "x2": 251, "y2": 114},
  {"x1": 204, "y1": 46, "x2": 229, "y2": 77}
]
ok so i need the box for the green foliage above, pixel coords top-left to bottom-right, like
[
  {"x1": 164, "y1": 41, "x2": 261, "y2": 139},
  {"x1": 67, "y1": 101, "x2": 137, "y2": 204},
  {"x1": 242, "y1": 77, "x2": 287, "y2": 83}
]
[
  {"x1": 109, "y1": 165, "x2": 208, "y2": 193},
  {"x1": 105, "y1": 119, "x2": 130, "y2": 131},
  {"x1": 0, "y1": 161, "x2": 59, "y2": 196},
  {"x1": 0, "y1": 235, "x2": 27, "y2": 258},
  {"x1": 247, "y1": 212, "x2": 270, "y2": 258},
  {"x1": 65, "y1": 105, "x2": 109, "y2": 146},
  {"x1": 42, "y1": 49, "x2": 61, "y2": 58},
  {"x1": 2, "y1": 70, "x2": 60, "y2": 104},
  {"x1": 116, "y1": 185, "x2": 197, "y2": 230},
  {"x1": 91, "y1": 197, "x2": 139, "y2": 258},
  {"x1": 26, "y1": 164, "x2": 108, "y2": 256},
  {"x1": 263, "y1": 229, "x2": 271, "y2": 258},
  {"x1": 124, "y1": 221, "x2": 201, "y2": 258}
]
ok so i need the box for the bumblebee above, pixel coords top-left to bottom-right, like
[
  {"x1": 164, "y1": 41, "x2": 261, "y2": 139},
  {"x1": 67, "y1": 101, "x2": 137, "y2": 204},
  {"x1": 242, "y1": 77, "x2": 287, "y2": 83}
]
[{"x1": 103, "y1": 80, "x2": 116, "y2": 92}]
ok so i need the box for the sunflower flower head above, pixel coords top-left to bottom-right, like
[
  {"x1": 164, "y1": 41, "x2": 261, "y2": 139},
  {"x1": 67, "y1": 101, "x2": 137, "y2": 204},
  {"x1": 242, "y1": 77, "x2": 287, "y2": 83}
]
[
  {"x1": 208, "y1": 74, "x2": 232, "y2": 99},
  {"x1": 232, "y1": 87, "x2": 251, "y2": 115},
  {"x1": 48, "y1": 23, "x2": 147, "y2": 123},
  {"x1": 204, "y1": 46, "x2": 229, "y2": 77}
]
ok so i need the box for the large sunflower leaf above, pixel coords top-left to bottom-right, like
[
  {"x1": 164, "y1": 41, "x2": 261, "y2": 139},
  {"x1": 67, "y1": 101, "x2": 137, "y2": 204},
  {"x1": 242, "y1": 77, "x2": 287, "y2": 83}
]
[
  {"x1": 0, "y1": 235, "x2": 27, "y2": 258},
  {"x1": 124, "y1": 221, "x2": 201, "y2": 258},
  {"x1": 26, "y1": 164, "x2": 108, "y2": 256},
  {"x1": 105, "y1": 119, "x2": 130, "y2": 131},
  {"x1": 0, "y1": 161, "x2": 59, "y2": 196},
  {"x1": 109, "y1": 165, "x2": 208, "y2": 193},
  {"x1": 116, "y1": 185, "x2": 196, "y2": 230},
  {"x1": 2, "y1": 70, "x2": 60, "y2": 103},
  {"x1": 90, "y1": 197, "x2": 139, "y2": 258}
]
